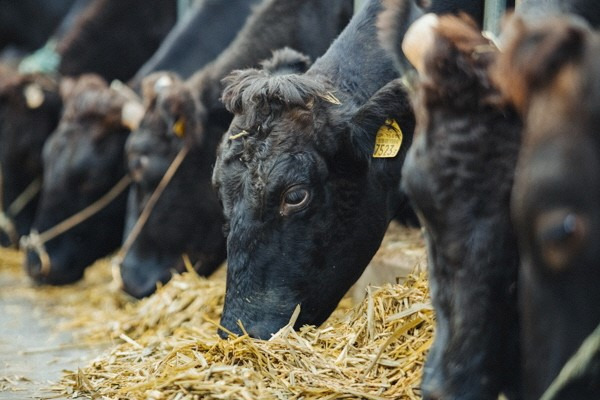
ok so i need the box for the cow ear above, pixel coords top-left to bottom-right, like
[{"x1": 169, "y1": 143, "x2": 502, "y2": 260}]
[
  {"x1": 378, "y1": 0, "x2": 426, "y2": 74},
  {"x1": 349, "y1": 78, "x2": 414, "y2": 162}
]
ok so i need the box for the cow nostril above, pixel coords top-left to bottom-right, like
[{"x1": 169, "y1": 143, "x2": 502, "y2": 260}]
[
  {"x1": 128, "y1": 155, "x2": 149, "y2": 180},
  {"x1": 217, "y1": 328, "x2": 230, "y2": 339},
  {"x1": 0, "y1": 231, "x2": 13, "y2": 247},
  {"x1": 24, "y1": 250, "x2": 43, "y2": 278},
  {"x1": 421, "y1": 373, "x2": 446, "y2": 400},
  {"x1": 421, "y1": 387, "x2": 443, "y2": 400}
]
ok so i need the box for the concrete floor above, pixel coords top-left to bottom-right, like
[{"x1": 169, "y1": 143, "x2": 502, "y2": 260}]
[{"x1": 0, "y1": 257, "x2": 105, "y2": 400}]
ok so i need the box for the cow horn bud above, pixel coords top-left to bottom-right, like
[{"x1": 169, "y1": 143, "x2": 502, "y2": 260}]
[
  {"x1": 24, "y1": 83, "x2": 45, "y2": 109},
  {"x1": 121, "y1": 101, "x2": 145, "y2": 131}
]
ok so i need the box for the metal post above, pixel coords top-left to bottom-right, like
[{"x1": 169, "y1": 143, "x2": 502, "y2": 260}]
[
  {"x1": 354, "y1": 0, "x2": 365, "y2": 14},
  {"x1": 484, "y1": 0, "x2": 507, "y2": 37},
  {"x1": 177, "y1": 0, "x2": 197, "y2": 20}
]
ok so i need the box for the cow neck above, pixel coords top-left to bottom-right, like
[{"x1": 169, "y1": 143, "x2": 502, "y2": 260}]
[
  {"x1": 20, "y1": 174, "x2": 132, "y2": 276},
  {"x1": 132, "y1": 0, "x2": 259, "y2": 84},
  {"x1": 308, "y1": 0, "x2": 399, "y2": 107},
  {"x1": 190, "y1": 0, "x2": 349, "y2": 114},
  {"x1": 112, "y1": 144, "x2": 190, "y2": 283}
]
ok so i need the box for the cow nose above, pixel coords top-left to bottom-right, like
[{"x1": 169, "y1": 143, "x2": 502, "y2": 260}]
[
  {"x1": 421, "y1": 367, "x2": 446, "y2": 400},
  {"x1": 421, "y1": 382, "x2": 444, "y2": 400},
  {"x1": 128, "y1": 155, "x2": 149, "y2": 182},
  {"x1": 245, "y1": 322, "x2": 278, "y2": 340},
  {"x1": 24, "y1": 250, "x2": 44, "y2": 281},
  {"x1": 219, "y1": 313, "x2": 280, "y2": 340},
  {"x1": 0, "y1": 231, "x2": 12, "y2": 247},
  {"x1": 120, "y1": 252, "x2": 173, "y2": 298}
]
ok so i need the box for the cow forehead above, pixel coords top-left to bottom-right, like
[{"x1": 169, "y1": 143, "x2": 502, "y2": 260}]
[{"x1": 219, "y1": 131, "x2": 325, "y2": 202}]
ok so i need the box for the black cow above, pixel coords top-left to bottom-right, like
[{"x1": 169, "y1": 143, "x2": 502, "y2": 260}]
[
  {"x1": 389, "y1": 13, "x2": 522, "y2": 400},
  {"x1": 494, "y1": 15, "x2": 600, "y2": 400},
  {"x1": 130, "y1": 0, "x2": 261, "y2": 88},
  {"x1": 121, "y1": 0, "x2": 353, "y2": 298},
  {"x1": 24, "y1": 75, "x2": 135, "y2": 284},
  {"x1": 0, "y1": 69, "x2": 62, "y2": 247},
  {"x1": 211, "y1": 0, "x2": 418, "y2": 339}
]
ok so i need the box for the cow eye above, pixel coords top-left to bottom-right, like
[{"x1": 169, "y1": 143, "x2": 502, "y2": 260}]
[
  {"x1": 535, "y1": 209, "x2": 587, "y2": 272},
  {"x1": 280, "y1": 185, "x2": 310, "y2": 216}
]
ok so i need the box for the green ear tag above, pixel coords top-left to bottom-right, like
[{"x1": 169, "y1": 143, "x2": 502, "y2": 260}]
[{"x1": 373, "y1": 119, "x2": 403, "y2": 158}]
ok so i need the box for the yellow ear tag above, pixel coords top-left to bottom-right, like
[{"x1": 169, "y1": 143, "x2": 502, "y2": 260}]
[
  {"x1": 373, "y1": 118, "x2": 403, "y2": 158},
  {"x1": 172, "y1": 117, "x2": 186, "y2": 138}
]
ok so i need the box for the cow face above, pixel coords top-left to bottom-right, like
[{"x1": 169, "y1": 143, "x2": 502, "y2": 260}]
[
  {"x1": 0, "y1": 72, "x2": 61, "y2": 247},
  {"x1": 495, "y1": 16, "x2": 600, "y2": 399},
  {"x1": 120, "y1": 72, "x2": 226, "y2": 298},
  {"x1": 400, "y1": 15, "x2": 521, "y2": 399},
  {"x1": 25, "y1": 75, "x2": 131, "y2": 284},
  {"x1": 213, "y1": 66, "x2": 414, "y2": 339}
]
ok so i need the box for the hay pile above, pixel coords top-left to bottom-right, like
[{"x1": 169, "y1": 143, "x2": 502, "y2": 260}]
[
  {"x1": 53, "y1": 267, "x2": 433, "y2": 399},
  {"x1": 1, "y1": 224, "x2": 433, "y2": 399}
]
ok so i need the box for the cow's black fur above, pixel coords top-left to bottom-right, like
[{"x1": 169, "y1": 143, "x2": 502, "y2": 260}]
[
  {"x1": 212, "y1": 0, "x2": 418, "y2": 339},
  {"x1": 25, "y1": 75, "x2": 131, "y2": 284},
  {"x1": 130, "y1": 0, "x2": 261, "y2": 88},
  {"x1": 0, "y1": 70, "x2": 62, "y2": 247},
  {"x1": 395, "y1": 15, "x2": 523, "y2": 400},
  {"x1": 495, "y1": 15, "x2": 600, "y2": 400},
  {"x1": 57, "y1": 0, "x2": 177, "y2": 82},
  {"x1": 0, "y1": 0, "x2": 74, "y2": 53},
  {"x1": 120, "y1": 0, "x2": 353, "y2": 298}
]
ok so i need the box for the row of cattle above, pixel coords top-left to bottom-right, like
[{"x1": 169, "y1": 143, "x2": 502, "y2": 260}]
[{"x1": 1, "y1": 0, "x2": 599, "y2": 399}]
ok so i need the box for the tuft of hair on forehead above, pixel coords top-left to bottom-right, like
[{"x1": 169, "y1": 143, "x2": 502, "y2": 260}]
[
  {"x1": 416, "y1": 14, "x2": 501, "y2": 111},
  {"x1": 61, "y1": 74, "x2": 128, "y2": 127},
  {"x1": 140, "y1": 71, "x2": 184, "y2": 108},
  {"x1": 435, "y1": 14, "x2": 493, "y2": 56},
  {"x1": 221, "y1": 68, "x2": 331, "y2": 117}
]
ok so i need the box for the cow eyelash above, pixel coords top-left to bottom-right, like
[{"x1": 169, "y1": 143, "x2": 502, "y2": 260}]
[{"x1": 279, "y1": 185, "x2": 311, "y2": 217}]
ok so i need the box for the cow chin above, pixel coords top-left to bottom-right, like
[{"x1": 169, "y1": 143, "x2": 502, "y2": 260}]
[{"x1": 421, "y1": 340, "x2": 499, "y2": 400}]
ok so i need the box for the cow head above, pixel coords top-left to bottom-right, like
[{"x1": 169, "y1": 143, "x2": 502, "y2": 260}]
[
  {"x1": 212, "y1": 54, "x2": 414, "y2": 339},
  {"x1": 120, "y1": 71, "x2": 227, "y2": 298},
  {"x1": 25, "y1": 74, "x2": 136, "y2": 284},
  {"x1": 399, "y1": 15, "x2": 522, "y2": 399},
  {"x1": 120, "y1": 50, "x2": 312, "y2": 298},
  {"x1": 494, "y1": 15, "x2": 600, "y2": 399},
  {"x1": 0, "y1": 70, "x2": 61, "y2": 247}
]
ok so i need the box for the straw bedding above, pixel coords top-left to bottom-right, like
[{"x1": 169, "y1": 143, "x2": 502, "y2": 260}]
[{"x1": 0, "y1": 224, "x2": 432, "y2": 399}]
